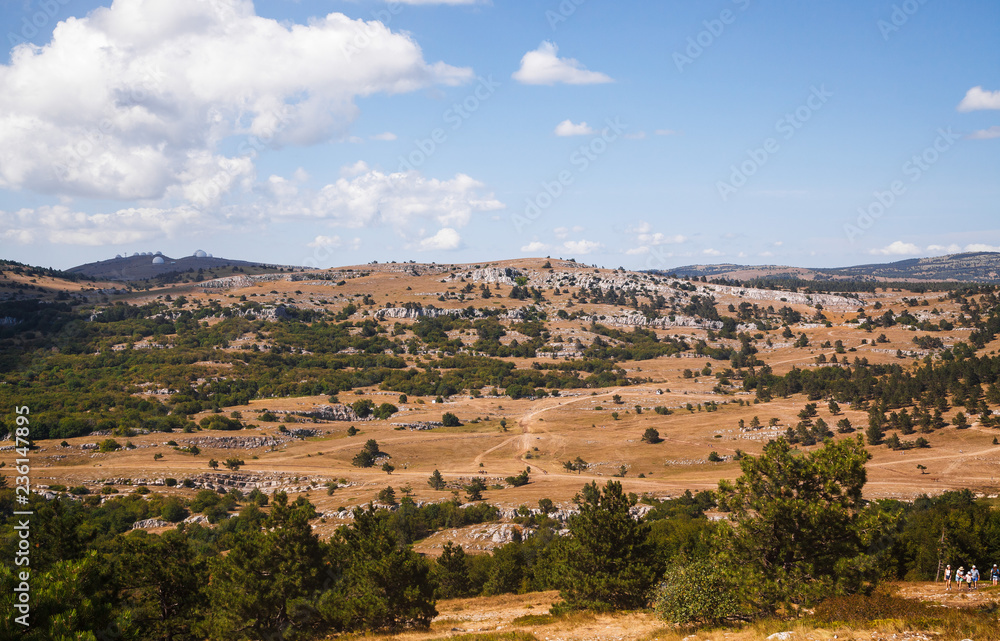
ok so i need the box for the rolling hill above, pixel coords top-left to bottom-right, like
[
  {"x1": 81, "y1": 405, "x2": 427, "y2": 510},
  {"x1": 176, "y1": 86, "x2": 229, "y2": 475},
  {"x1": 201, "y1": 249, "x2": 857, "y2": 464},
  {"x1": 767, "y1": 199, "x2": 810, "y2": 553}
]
[
  {"x1": 665, "y1": 251, "x2": 1000, "y2": 283},
  {"x1": 67, "y1": 251, "x2": 299, "y2": 282}
]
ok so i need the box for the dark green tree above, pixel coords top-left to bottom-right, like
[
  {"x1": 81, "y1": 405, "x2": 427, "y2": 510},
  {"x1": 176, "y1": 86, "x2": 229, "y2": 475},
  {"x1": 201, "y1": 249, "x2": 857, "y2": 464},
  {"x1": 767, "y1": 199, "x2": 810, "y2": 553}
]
[
  {"x1": 435, "y1": 542, "x2": 472, "y2": 598},
  {"x1": 465, "y1": 478, "x2": 487, "y2": 502},
  {"x1": 428, "y1": 469, "x2": 446, "y2": 490},
  {"x1": 555, "y1": 480, "x2": 654, "y2": 612},
  {"x1": 715, "y1": 437, "x2": 892, "y2": 615},
  {"x1": 641, "y1": 428, "x2": 662, "y2": 444},
  {"x1": 203, "y1": 493, "x2": 327, "y2": 639},
  {"x1": 321, "y1": 506, "x2": 436, "y2": 630}
]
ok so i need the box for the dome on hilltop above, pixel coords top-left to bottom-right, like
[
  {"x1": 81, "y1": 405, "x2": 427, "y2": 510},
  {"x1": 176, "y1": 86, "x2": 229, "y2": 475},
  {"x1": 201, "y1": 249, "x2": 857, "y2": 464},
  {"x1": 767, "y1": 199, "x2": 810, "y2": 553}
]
[
  {"x1": 193, "y1": 249, "x2": 208, "y2": 258},
  {"x1": 152, "y1": 256, "x2": 165, "y2": 265}
]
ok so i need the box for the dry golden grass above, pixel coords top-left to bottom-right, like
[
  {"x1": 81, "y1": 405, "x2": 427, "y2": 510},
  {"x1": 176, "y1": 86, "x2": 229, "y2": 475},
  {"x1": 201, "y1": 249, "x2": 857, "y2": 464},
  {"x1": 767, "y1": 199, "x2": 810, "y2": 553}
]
[{"x1": 8, "y1": 260, "x2": 999, "y2": 514}]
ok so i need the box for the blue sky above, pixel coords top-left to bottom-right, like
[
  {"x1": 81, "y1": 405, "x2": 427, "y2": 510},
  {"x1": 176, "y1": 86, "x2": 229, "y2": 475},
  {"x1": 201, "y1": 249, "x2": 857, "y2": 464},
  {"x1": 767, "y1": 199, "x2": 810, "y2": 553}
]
[{"x1": 0, "y1": 0, "x2": 998, "y2": 271}]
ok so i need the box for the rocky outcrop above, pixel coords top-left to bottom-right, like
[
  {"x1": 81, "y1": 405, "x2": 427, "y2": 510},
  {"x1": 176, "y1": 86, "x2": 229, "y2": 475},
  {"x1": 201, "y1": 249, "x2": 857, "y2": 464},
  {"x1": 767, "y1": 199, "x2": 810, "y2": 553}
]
[
  {"x1": 450, "y1": 267, "x2": 523, "y2": 285},
  {"x1": 376, "y1": 306, "x2": 460, "y2": 320},
  {"x1": 131, "y1": 518, "x2": 171, "y2": 530},
  {"x1": 179, "y1": 436, "x2": 284, "y2": 449},
  {"x1": 580, "y1": 312, "x2": 723, "y2": 331},
  {"x1": 299, "y1": 405, "x2": 364, "y2": 422},
  {"x1": 390, "y1": 421, "x2": 443, "y2": 431},
  {"x1": 200, "y1": 273, "x2": 289, "y2": 289}
]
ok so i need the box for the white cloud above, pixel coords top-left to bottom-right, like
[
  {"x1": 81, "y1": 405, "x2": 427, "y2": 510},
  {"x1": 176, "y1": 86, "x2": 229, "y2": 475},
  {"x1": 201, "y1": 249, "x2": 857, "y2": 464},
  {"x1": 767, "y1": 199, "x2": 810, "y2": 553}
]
[
  {"x1": 871, "y1": 241, "x2": 921, "y2": 256},
  {"x1": 266, "y1": 162, "x2": 504, "y2": 231},
  {"x1": 520, "y1": 241, "x2": 550, "y2": 253},
  {"x1": 371, "y1": 132, "x2": 398, "y2": 141},
  {"x1": 703, "y1": 248, "x2": 723, "y2": 257},
  {"x1": 968, "y1": 126, "x2": 1000, "y2": 140},
  {"x1": 0, "y1": 204, "x2": 207, "y2": 246},
  {"x1": 554, "y1": 120, "x2": 594, "y2": 136},
  {"x1": 927, "y1": 244, "x2": 962, "y2": 254},
  {"x1": 963, "y1": 243, "x2": 1000, "y2": 253},
  {"x1": 759, "y1": 251, "x2": 774, "y2": 258},
  {"x1": 624, "y1": 221, "x2": 686, "y2": 255},
  {"x1": 927, "y1": 243, "x2": 1000, "y2": 254},
  {"x1": 0, "y1": 0, "x2": 472, "y2": 202},
  {"x1": 308, "y1": 235, "x2": 343, "y2": 248},
  {"x1": 512, "y1": 41, "x2": 613, "y2": 86},
  {"x1": 418, "y1": 227, "x2": 462, "y2": 251},
  {"x1": 562, "y1": 239, "x2": 603, "y2": 255},
  {"x1": 957, "y1": 86, "x2": 1000, "y2": 112},
  {"x1": 624, "y1": 131, "x2": 647, "y2": 140}
]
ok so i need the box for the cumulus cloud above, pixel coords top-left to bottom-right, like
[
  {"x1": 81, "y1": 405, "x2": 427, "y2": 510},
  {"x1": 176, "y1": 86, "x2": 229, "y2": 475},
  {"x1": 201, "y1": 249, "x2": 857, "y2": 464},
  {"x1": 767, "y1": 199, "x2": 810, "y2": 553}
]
[
  {"x1": 968, "y1": 126, "x2": 1000, "y2": 140},
  {"x1": 371, "y1": 132, "x2": 398, "y2": 141},
  {"x1": 0, "y1": 0, "x2": 472, "y2": 202},
  {"x1": 562, "y1": 239, "x2": 602, "y2": 255},
  {"x1": 703, "y1": 248, "x2": 723, "y2": 257},
  {"x1": 520, "y1": 241, "x2": 550, "y2": 253},
  {"x1": 266, "y1": 162, "x2": 503, "y2": 231},
  {"x1": 927, "y1": 243, "x2": 1000, "y2": 254},
  {"x1": 957, "y1": 86, "x2": 1000, "y2": 112},
  {"x1": 512, "y1": 42, "x2": 612, "y2": 86},
  {"x1": 0, "y1": 204, "x2": 207, "y2": 246},
  {"x1": 418, "y1": 228, "x2": 462, "y2": 251},
  {"x1": 553, "y1": 226, "x2": 583, "y2": 239},
  {"x1": 554, "y1": 120, "x2": 595, "y2": 136},
  {"x1": 624, "y1": 221, "x2": 686, "y2": 255},
  {"x1": 871, "y1": 241, "x2": 921, "y2": 256},
  {"x1": 307, "y1": 235, "x2": 343, "y2": 248}
]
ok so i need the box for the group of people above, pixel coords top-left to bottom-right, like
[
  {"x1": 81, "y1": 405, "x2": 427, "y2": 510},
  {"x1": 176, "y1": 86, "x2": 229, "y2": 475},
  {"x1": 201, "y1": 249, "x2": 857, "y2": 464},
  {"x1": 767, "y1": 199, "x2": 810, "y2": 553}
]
[{"x1": 943, "y1": 564, "x2": 1000, "y2": 590}]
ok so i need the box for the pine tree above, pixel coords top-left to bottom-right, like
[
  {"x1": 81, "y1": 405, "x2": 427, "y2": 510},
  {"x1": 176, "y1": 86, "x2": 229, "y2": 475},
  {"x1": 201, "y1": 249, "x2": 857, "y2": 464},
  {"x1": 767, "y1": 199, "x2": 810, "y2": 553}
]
[
  {"x1": 435, "y1": 542, "x2": 471, "y2": 598},
  {"x1": 321, "y1": 505, "x2": 436, "y2": 630},
  {"x1": 428, "y1": 469, "x2": 446, "y2": 490},
  {"x1": 555, "y1": 480, "x2": 654, "y2": 612},
  {"x1": 715, "y1": 437, "x2": 890, "y2": 614}
]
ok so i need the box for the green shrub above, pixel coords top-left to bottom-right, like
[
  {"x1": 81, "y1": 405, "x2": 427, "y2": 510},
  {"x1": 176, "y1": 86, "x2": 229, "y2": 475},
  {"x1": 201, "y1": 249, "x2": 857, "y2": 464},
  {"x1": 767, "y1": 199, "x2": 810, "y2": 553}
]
[
  {"x1": 98, "y1": 438, "x2": 122, "y2": 453},
  {"x1": 654, "y1": 558, "x2": 748, "y2": 626}
]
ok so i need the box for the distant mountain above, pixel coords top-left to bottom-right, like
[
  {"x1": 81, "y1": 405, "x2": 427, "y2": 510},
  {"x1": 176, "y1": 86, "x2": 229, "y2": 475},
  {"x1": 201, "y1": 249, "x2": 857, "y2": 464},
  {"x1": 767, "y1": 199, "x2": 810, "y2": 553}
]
[
  {"x1": 68, "y1": 253, "x2": 297, "y2": 282},
  {"x1": 664, "y1": 252, "x2": 1000, "y2": 283}
]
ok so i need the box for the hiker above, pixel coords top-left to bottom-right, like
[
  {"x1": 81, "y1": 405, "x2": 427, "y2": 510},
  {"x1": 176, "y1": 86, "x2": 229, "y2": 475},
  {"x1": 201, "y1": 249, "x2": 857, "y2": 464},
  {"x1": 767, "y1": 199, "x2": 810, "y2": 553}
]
[
  {"x1": 967, "y1": 567, "x2": 975, "y2": 590},
  {"x1": 944, "y1": 564, "x2": 952, "y2": 590},
  {"x1": 973, "y1": 565, "x2": 981, "y2": 589},
  {"x1": 956, "y1": 566, "x2": 965, "y2": 589},
  {"x1": 992, "y1": 564, "x2": 999, "y2": 586}
]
